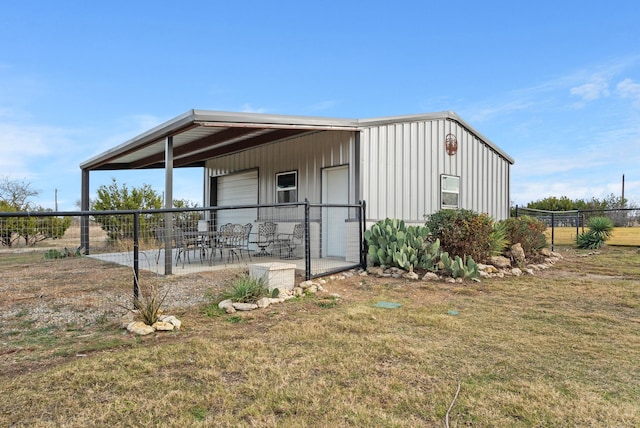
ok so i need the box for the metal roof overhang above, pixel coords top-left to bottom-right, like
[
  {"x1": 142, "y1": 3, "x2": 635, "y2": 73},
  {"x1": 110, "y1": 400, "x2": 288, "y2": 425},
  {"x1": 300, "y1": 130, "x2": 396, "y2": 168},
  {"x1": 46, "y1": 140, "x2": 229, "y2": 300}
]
[{"x1": 80, "y1": 110, "x2": 361, "y2": 171}]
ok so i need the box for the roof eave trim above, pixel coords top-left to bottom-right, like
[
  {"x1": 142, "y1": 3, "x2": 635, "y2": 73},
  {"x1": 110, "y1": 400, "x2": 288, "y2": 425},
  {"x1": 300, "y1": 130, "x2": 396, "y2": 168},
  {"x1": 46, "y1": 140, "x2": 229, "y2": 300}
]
[{"x1": 80, "y1": 110, "x2": 198, "y2": 170}]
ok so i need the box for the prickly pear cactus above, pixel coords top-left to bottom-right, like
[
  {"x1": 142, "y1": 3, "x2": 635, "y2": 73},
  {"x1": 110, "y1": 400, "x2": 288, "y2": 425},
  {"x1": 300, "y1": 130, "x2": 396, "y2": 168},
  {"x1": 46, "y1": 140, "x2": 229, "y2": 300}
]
[
  {"x1": 365, "y1": 218, "x2": 438, "y2": 271},
  {"x1": 440, "y1": 252, "x2": 480, "y2": 280}
]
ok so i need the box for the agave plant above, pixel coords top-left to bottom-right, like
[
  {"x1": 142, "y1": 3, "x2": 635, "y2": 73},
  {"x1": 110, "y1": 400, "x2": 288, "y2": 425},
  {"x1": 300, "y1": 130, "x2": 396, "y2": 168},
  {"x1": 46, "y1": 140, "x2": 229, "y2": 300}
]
[
  {"x1": 489, "y1": 220, "x2": 510, "y2": 256},
  {"x1": 221, "y1": 273, "x2": 269, "y2": 303},
  {"x1": 133, "y1": 283, "x2": 170, "y2": 325},
  {"x1": 577, "y1": 216, "x2": 614, "y2": 249}
]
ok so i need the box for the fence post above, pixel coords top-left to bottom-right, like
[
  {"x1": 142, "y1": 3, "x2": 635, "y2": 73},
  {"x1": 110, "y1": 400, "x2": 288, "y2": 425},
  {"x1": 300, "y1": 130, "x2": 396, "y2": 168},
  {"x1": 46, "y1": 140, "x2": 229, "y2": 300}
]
[
  {"x1": 304, "y1": 199, "x2": 311, "y2": 281},
  {"x1": 360, "y1": 200, "x2": 367, "y2": 270},
  {"x1": 133, "y1": 212, "x2": 140, "y2": 300},
  {"x1": 164, "y1": 212, "x2": 172, "y2": 275},
  {"x1": 551, "y1": 211, "x2": 555, "y2": 252},
  {"x1": 576, "y1": 210, "x2": 580, "y2": 241}
]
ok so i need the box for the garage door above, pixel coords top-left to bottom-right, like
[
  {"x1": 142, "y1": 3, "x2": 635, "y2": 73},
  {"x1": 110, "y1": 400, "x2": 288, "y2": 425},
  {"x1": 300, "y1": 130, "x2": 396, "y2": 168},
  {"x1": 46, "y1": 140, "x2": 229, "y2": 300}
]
[{"x1": 217, "y1": 170, "x2": 258, "y2": 226}]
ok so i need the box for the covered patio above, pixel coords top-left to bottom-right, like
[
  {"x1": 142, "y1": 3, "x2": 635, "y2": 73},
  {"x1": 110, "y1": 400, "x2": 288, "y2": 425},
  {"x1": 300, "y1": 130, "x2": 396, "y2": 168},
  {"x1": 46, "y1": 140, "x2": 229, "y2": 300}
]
[
  {"x1": 80, "y1": 110, "x2": 362, "y2": 275},
  {"x1": 88, "y1": 247, "x2": 355, "y2": 277}
]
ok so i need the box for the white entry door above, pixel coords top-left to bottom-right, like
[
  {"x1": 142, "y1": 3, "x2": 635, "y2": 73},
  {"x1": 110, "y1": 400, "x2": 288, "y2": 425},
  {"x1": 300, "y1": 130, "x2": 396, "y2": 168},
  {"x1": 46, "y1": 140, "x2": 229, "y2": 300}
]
[{"x1": 322, "y1": 166, "x2": 348, "y2": 257}]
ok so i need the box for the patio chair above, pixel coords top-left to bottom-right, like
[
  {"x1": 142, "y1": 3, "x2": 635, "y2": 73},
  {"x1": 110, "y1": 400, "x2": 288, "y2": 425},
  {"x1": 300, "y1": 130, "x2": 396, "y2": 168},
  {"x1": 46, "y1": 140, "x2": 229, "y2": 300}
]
[
  {"x1": 235, "y1": 223, "x2": 253, "y2": 261},
  {"x1": 210, "y1": 223, "x2": 234, "y2": 262},
  {"x1": 224, "y1": 223, "x2": 252, "y2": 262},
  {"x1": 154, "y1": 227, "x2": 167, "y2": 265},
  {"x1": 196, "y1": 220, "x2": 211, "y2": 262},
  {"x1": 277, "y1": 223, "x2": 304, "y2": 259},
  {"x1": 175, "y1": 227, "x2": 197, "y2": 267},
  {"x1": 250, "y1": 221, "x2": 277, "y2": 256},
  {"x1": 225, "y1": 223, "x2": 246, "y2": 263}
]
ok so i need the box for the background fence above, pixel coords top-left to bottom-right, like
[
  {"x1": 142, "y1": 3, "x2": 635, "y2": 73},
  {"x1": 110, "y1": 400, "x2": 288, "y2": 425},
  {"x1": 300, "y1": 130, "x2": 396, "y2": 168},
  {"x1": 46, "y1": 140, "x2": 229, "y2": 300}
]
[
  {"x1": 0, "y1": 201, "x2": 366, "y2": 287},
  {"x1": 513, "y1": 206, "x2": 640, "y2": 249}
]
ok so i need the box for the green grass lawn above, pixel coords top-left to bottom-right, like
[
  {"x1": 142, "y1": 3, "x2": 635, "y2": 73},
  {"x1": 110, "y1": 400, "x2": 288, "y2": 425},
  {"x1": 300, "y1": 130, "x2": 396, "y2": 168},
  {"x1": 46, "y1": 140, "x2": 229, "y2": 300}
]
[{"x1": 1, "y1": 247, "x2": 639, "y2": 427}]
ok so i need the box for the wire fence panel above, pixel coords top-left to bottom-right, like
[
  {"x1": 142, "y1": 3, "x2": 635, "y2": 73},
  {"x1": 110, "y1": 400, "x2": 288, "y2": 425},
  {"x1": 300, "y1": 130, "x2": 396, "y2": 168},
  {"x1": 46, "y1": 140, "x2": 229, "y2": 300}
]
[
  {"x1": 514, "y1": 207, "x2": 640, "y2": 248},
  {"x1": 1, "y1": 202, "x2": 366, "y2": 280},
  {"x1": 308, "y1": 203, "x2": 364, "y2": 278}
]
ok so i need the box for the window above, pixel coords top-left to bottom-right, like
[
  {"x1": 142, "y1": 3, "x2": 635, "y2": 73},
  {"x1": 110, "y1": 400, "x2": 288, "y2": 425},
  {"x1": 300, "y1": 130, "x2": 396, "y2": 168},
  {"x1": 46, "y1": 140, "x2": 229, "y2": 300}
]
[
  {"x1": 441, "y1": 174, "x2": 460, "y2": 209},
  {"x1": 276, "y1": 171, "x2": 297, "y2": 203}
]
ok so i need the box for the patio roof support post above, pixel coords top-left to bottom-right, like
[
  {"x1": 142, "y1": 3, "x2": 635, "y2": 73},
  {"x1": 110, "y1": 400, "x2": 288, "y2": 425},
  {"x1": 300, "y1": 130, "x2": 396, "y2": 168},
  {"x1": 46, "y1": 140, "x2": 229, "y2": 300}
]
[
  {"x1": 164, "y1": 136, "x2": 174, "y2": 275},
  {"x1": 80, "y1": 169, "x2": 90, "y2": 254}
]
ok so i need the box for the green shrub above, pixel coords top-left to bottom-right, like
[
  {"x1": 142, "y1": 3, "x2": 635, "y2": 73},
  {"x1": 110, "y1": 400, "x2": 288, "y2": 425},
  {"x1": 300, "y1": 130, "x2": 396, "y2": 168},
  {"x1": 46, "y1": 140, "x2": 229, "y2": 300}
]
[
  {"x1": 502, "y1": 216, "x2": 548, "y2": 256},
  {"x1": 577, "y1": 216, "x2": 614, "y2": 249},
  {"x1": 425, "y1": 209, "x2": 494, "y2": 263}
]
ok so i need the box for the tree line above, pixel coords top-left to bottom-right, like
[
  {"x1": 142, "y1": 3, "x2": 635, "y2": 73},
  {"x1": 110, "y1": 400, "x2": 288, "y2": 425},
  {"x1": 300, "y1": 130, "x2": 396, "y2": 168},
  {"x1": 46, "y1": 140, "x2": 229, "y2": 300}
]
[
  {"x1": 516, "y1": 194, "x2": 638, "y2": 227},
  {"x1": 522, "y1": 194, "x2": 633, "y2": 212},
  {"x1": 1, "y1": 176, "x2": 198, "y2": 247},
  {"x1": 0, "y1": 177, "x2": 70, "y2": 246}
]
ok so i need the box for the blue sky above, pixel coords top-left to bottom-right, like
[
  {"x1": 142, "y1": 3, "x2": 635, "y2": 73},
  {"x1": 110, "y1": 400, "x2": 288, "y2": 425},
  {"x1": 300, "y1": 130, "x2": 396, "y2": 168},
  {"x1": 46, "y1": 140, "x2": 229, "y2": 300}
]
[{"x1": 1, "y1": 1, "x2": 639, "y2": 211}]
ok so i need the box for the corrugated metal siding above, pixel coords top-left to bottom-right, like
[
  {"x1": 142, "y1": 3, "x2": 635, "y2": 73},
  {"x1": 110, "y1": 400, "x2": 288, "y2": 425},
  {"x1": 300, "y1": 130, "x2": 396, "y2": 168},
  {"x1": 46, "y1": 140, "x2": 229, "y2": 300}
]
[
  {"x1": 361, "y1": 118, "x2": 511, "y2": 221},
  {"x1": 204, "y1": 131, "x2": 355, "y2": 205}
]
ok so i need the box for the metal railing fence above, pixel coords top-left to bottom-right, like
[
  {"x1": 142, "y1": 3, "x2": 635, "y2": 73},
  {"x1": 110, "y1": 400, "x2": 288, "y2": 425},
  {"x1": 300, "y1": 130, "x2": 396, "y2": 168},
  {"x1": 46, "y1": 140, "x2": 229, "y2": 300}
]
[
  {"x1": 513, "y1": 206, "x2": 640, "y2": 249},
  {"x1": 1, "y1": 201, "x2": 366, "y2": 297}
]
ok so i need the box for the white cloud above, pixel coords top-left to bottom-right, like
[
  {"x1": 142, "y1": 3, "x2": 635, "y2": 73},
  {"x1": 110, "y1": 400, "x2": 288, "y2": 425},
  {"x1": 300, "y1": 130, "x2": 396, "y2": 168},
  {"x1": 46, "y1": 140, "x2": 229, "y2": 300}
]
[
  {"x1": 570, "y1": 75, "x2": 610, "y2": 104},
  {"x1": 0, "y1": 122, "x2": 72, "y2": 178},
  {"x1": 87, "y1": 114, "x2": 164, "y2": 157},
  {"x1": 306, "y1": 100, "x2": 339, "y2": 113},
  {"x1": 616, "y1": 78, "x2": 640, "y2": 105},
  {"x1": 240, "y1": 103, "x2": 268, "y2": 114},
  {"x1": 511, "y1": 176, "x2": 638, "y2": 207},
  {"x1": 466, "y1": 99, "x2": 535, "y2": 123}
]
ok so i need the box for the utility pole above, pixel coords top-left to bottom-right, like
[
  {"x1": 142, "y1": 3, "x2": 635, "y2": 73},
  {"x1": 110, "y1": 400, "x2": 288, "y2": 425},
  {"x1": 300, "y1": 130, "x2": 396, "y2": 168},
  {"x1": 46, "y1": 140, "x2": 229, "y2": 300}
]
[
  {"x1": 55, "y1": 188, "x2": 58, "y2": 211},
  {"x1": 622, "y1": 174, "x2": 625, "y2": 206}
]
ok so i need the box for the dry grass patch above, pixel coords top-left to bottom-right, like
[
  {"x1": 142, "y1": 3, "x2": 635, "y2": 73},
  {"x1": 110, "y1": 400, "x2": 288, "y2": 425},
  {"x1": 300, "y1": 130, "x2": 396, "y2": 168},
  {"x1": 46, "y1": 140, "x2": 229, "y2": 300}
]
[
  {"x1": 1, "y1": 248, "x2": 639, "y2": 426},
  {"x1": 547, "y1": 226, "x2": 640, "y2": 246}
]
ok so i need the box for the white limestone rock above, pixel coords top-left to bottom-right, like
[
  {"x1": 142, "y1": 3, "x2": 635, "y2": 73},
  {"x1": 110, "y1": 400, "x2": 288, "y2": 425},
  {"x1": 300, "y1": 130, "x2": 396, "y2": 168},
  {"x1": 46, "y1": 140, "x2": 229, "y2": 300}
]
[
  {"x1": 158, "y1": 315, "x2": 182, "y2": 329},
  {"x1": 300, "y1": 280, "x2": 314, "y2": 289},
  {"x1": 256, "y1": 297, "x2": 271, "y2": 309},
  {"x1": 511, "y1": 243, "x2": 526, "y2": 265},
  {"x1": 218, "y1": 299, "x2": 234, "y2": 310},
  {"x1": 422, "y1": 272, "x2": 440, "y2": 281},
  {"x1": 152, "y1": 321, "x2": 175, "y2": 331},
  {"x1": 489, "y1": 256, "x2": 511, "y2": 269},
  {"x1": 402, "y1": 270, "x2": 420, "y2": 280},
  {"x1": 233, "y1": 302, "x2": 258, "y2": 311},
  {"x1": 127, "y1": 321, "x2": 155, "y2": 336}
]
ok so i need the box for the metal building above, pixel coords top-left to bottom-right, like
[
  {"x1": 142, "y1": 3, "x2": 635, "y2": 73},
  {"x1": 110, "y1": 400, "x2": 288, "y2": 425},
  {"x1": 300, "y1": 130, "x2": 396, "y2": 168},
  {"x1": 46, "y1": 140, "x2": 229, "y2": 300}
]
[
  {"x1": 80, "y1": 109, "x2": 514, "y2": 252},
  {"x1": 359, "y1": 112, "x2": 514, "y2": 222}
]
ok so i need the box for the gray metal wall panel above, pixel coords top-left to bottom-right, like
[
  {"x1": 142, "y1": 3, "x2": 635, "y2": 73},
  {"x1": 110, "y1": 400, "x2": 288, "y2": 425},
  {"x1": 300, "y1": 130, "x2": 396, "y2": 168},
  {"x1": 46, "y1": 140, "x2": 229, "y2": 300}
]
[
  {"x1": 361, "y1": 118, "x2": 511, "y2": 221},
  {"x1": 204, "y1": 131, "x2": 354, "y2": 205}
]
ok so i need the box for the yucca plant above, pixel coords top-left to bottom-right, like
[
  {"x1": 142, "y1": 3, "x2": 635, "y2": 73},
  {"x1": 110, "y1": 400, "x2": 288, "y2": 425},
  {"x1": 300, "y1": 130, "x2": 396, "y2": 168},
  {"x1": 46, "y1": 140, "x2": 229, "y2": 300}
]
[
  {"x1": 221, "y1": 273, "x2": 269, "y2": 304},
  {"x1": 577, "y1": 216, "x2": 614, "y2": 249},
  {"x1": 132, "y1": 283, "x2": 170, "y2": 325},
  {"x1": 489, "y1": 220, "x2": 510, "y2": 256}
]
